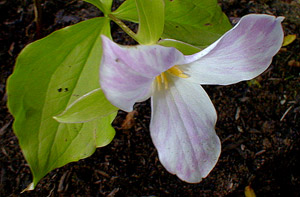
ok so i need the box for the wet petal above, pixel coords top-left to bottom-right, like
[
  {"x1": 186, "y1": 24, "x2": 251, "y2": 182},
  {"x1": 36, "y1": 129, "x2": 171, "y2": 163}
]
[
  {"x1": 150, "y1": 76, "x2": 221, "y2": 183},
  {"x1": 99, "y1": 36, "x2": 186, "y2": 112},
  {"x1": 183, "y1": 14, "x2": 284, "y2": 85}
]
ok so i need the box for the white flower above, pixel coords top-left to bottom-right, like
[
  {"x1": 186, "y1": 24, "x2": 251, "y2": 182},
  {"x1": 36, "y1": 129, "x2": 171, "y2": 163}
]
[{"x1": 99, "y1": 14, "x2": 284, "y2": 183}]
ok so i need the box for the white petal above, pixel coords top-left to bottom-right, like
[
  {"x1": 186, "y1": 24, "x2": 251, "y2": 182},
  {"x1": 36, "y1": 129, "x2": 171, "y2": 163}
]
[
  {"x1": 99, "y1": 36, "x2": 186, "y2": 112},
  {"x1": 150, "y1": 76, "x2": 221, "y2": 183},
  {"x1": 183, "y1": 14, "x2": 284, "y2": 85}
]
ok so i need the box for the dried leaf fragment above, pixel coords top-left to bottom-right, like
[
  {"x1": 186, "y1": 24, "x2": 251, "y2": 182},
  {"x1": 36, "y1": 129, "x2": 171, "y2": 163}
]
[
  {"x1": 288, "y1": 59, "x2": 300, "y2": 67},
  {"x1": 282, "y1": 34, "x2": 296, "y2": 46},
  {"x1": 121, "y1": 110, "x2": 138, "y2": 129},
  {"x1": 245, "y1": 185, "x2": 256, "y2": 197}
]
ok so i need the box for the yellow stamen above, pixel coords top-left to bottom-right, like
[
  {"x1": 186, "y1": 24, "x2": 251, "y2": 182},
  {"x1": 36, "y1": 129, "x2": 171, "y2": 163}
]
[
  {"x1": 155, "y1": 66, "x2": 189, "y2": 90},
  {"x1": 161, "y1": 72, "x2": 168, "y2": 89},
  {"x1": 156, "y1": 75, "x2": 162, "y2": 90},
  {"x1": 166, "y1": 66, "x2": 189, "y2": 78}
]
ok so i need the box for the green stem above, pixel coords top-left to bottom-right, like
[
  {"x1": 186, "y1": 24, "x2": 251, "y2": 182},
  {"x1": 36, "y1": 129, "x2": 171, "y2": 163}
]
[{"x1": 108, "y1": 14, "x2": 139, "y2": 43}]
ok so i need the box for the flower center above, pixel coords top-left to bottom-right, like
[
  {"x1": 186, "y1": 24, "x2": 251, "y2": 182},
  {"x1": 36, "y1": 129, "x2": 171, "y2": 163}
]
[{"x1": 155, "y1": 66, "x2": 189, "y2": 90}]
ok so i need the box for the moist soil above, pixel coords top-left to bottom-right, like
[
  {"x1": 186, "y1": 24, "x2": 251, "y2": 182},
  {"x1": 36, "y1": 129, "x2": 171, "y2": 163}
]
[{"x1": 0, "y1": 0, "x2": 299, "y2": 196}]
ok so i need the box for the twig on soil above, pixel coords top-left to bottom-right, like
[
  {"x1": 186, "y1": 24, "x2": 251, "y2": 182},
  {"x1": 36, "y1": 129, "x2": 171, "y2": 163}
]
[
  {"x1": 95, "y1": 170, "x2": 110, "y2": 178},
  {"x1": 0, "y1": 119, "x2": 13, "y2": 136},
  {"x1": 280, "y1": 105, "x2": 293, "y2": 121},
  {"x1": 235, "y1": 107, "x2": 241, "y2": 120},
  {"x1": 46, "y1": 185, "x2": 55, "y2": 197},
  {"x1": 33, "y1": 0, "x2": 42, "y2": 38},
  {"x1": 222, "y1": 134, "x2": 234, "y2": 143},
  {"x1": 58, "y1": 171, "x2": 70, "y2": 193},
  {"x1": 255, "y1": 149, "x2": 266, "y2": 156},
  {"x1": 107, "y1": 188, "x2": 120, "y2": 197}
]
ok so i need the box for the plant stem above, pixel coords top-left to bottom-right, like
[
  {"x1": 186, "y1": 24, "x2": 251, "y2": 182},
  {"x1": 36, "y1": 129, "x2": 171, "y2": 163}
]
[{"x1": 108, "y1": 14, "x2": 139, "y2": 43}]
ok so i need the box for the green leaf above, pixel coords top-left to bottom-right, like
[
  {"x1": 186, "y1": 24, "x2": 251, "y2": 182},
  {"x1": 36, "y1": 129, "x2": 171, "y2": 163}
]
[
  {"x1": 112, "y1": 0, "x2": 232, "y2": 47},
  {"x1": 163, "y1": 0, "x2": 232, "y2": 47},
  {"x1": 135, "y1": 0, "x2": 165, "y2": 45},
  {"x1": 54, "y1": 88, "x2": 118, "y2": 123},
  {"x1": 94, "y1": 113, "x2": 117, "y2": 147},
  {"x1": 112, "y1": 0, "x2": 138, "y2": 23},
  {"x1": 7, "y1": 17, "x2": 115, "y2": 189},
  {"x1": 84, "y1": 0, "x2": 113, "y2": 14},
  {"x1": 158, "y1": 39, "x2": 202, "y2": 55}
]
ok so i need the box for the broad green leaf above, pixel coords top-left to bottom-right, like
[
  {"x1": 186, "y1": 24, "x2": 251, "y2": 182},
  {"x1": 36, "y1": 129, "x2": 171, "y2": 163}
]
[
  {"x1": 112, "y1": 0, "x2": 232, "y2": 47},
  {"x1": 158, "y1": 39, "x2": 202, "y2": 55},
  {"x1": 112, "y1": 0, "x2": 138, "y2": 23},
  {"x1": 54, "y1": 88, "x2": 118, "y2": 123},
  {"x1": 7, "y1": 17, "x2": 116, "y2": 189},
  {"x1": 84, "y1": 0, "x2": 113, "y2": 14},
  {"x1": 94, "y1": 112, "x2": 117, "y2": 147},
  {"x1": 163, "y1": 0, "x2": 231, "y2": 47},
  {"x1": 135, "y1": 0, "x2": 165, "y2": 44}
]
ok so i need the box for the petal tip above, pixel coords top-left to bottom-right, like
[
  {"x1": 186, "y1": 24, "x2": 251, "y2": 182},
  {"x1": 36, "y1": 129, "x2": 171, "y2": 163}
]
[
  {"x1": 276, "y1": 16, "x2": 285, "y2": 22},
  {"x1": 179, "y1": 176, "x2": 203, "y2": 184}
]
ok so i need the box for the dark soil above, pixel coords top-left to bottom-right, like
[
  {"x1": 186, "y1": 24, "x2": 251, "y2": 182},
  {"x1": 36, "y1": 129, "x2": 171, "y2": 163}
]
[{"x1": 1, "y1": 0, "x2": 299, "y2": 196}]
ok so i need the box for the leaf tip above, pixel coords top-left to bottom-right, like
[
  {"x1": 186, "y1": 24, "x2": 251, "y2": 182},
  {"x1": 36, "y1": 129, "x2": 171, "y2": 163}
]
[
  {"x1": 21, "y1": 182, "x2": 35, "y2": 193},
  {"x1": 52, "y1": 114, "x2": 64, "y2": 123}
]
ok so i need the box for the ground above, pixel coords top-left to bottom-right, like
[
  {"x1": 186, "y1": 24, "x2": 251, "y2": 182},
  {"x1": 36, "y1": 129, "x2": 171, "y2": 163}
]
[{"x1": 0, "y1": 0, "x2": 299, "y2": 196}]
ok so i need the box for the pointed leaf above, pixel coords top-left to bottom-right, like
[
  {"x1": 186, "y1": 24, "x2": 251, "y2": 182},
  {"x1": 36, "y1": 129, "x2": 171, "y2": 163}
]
[
  {"x1": 7, "y1": 17, "x2": 115, "y2": 188},
  {"x1": 112, "y1": 0, "x2": 231, "y2": 47},
  {"x1": 54, "y1": 88, "x2": 118, "y2": 123},
  {"x1": 84, "y1": 0, "x2": 113, "y2": 14},
  {"x1": 112, "y1": 0, "x2": 138, "y2": 23},
  {"x1": 163, "y1": 0, "x2": 232, "y2": 47},
  {"x1": 135, "y1": 0, "x2": 165, "y2": 44}
]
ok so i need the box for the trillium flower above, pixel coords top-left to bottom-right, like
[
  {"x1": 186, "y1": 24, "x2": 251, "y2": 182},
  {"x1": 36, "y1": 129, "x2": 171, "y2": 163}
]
[{"x1": 99, "y1": 14, "x2": 284, "y2": 183}]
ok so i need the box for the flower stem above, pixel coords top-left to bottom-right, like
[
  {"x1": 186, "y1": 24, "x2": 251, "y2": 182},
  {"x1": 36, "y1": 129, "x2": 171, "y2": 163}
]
[{"x1": 108, "y1": 14, "x2": 139, "y2": 43}]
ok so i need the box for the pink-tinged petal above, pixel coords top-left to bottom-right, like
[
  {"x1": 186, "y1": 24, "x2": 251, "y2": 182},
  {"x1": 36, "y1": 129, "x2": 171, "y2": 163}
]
[
  {"x1": 150, "y1": 76, "x2": 221, "y2": 183},
  {"x1": 183, "y1": 14, "x2": 284, "y2": 85},
  {"x1": 99, "y1": 36, "x2": 186, "y2": 112}
]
